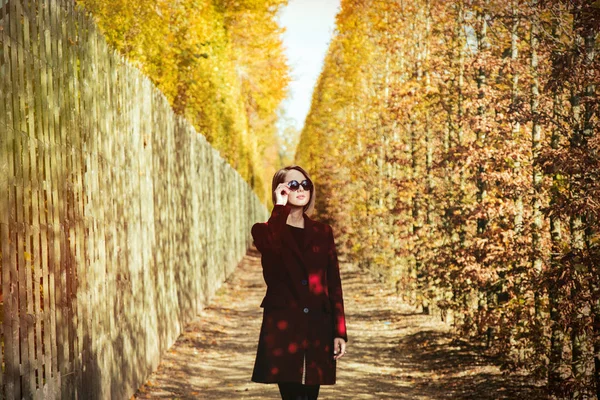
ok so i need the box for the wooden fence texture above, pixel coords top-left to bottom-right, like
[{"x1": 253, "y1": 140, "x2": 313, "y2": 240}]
[{"x1": 0, "y1": 0, "x2": 268, "y2": 398}]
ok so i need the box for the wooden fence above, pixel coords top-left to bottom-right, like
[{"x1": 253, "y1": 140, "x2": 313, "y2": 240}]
[{"x1": 0, "y1": 0, "x2": 268, "y2": 398}]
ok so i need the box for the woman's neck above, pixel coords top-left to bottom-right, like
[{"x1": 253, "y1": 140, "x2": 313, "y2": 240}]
[{"x1": 287, "y1": 206, "x2": 304, "y2": 227}]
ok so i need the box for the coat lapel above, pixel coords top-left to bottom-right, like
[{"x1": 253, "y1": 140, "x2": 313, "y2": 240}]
[
  {"x1": 282, "y1": 211, "x2": 317, "y2": 274},
  {"x1": 302, "y1": 213, "x2": 317, "y2": 251}
]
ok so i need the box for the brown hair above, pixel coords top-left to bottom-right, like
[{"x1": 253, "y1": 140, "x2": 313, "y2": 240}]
[{"x1": 271, "y1": 165, "x2": 316, "y2": 215}]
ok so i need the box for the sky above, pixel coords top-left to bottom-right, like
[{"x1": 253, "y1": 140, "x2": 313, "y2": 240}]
[{"x1": 277, "y1": 0, "x2": 342, "y2": 133}]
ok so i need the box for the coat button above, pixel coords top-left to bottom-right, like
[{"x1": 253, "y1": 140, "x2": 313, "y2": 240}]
[
  {"x1": 303, "y1": 307, "x2": 309, "y2": 313},
  {"x1": 301, "y1": 279, "x2": 308, "y2": 286}
]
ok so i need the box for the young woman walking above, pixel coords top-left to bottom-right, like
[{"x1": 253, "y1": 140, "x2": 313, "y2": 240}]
[{"x1": 250, "y1": 165, "x2": 348, "y2": 400}]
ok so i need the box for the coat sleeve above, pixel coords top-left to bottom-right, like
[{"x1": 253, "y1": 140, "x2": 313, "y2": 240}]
[
  {"x1": 251, "y1": 204, "x2": 292, "y2": 254},
  {"x1": 326, "y1": 225, "x2": 348, "y2": 343}
]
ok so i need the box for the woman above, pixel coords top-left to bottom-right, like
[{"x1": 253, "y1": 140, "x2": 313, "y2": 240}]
[{"x1": 251, "y1": 165, "x2": 348, "y2": 400}]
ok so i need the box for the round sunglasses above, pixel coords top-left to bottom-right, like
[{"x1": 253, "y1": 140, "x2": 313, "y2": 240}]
[{"x1": 287, "y1": 179, "x2": 313, "y2": 191}]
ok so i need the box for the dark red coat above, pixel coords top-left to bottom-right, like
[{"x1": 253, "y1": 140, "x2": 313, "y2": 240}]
[{"x1": 250, "y1": 204, "x2": 348, "y2": 385}]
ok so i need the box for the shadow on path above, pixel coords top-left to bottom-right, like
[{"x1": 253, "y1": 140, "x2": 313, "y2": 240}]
[{"x1": 134, "y1": 247, "x2": 546, "y2": 399}]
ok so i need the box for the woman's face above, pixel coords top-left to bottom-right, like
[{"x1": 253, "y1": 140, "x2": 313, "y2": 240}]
[{"x1": 284, "y1": 169, "x2": 311, "y2": 208}]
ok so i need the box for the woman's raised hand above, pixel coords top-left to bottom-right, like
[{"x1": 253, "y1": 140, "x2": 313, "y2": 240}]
[{"x1": 274, "y1": 182, "x2": 290, "y2": 206}]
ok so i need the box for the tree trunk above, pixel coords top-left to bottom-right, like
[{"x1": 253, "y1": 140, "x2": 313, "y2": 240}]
[
  {"x1": 569, "y1": 6, "x2": 588, "y2": 391},
  {"x1": 548, "y1": 91, "x2": 566, "y2": 398},
  {"x1": 475, "y1": 0, "x2": 491, "y2": 341},
  {"x1": 530, "y1": 0, "x2": 543, "y2": 317},
  {"x1": 511, "y1": 3, "x2": 523, "y2": 235},
  {"x1": 505, "y1": 1, "x2": 524, "y2": 352},
  {"x1": 475, "y1": 3, "x2": 489, "y2": 237},
  {"x1": 456, "y1": 1, "x2": 466, "y2": 246},
  {"x1": 547, "y1": 10, "x2": 566, "y2": 398},
  {"x1": 453, "y1": 0, "x2": 468, "y2": 329}
]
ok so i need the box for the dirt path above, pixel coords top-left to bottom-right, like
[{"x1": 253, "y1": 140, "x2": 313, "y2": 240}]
[{"x1": 134, "y1": 248, "x2": 546, "y2": 399}]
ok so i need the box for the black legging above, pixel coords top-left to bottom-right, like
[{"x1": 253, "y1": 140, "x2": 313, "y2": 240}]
[{"x1": 277, "y1": 382, "x2": 320, "y2": 400}]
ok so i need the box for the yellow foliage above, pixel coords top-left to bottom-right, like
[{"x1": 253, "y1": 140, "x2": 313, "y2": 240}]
[{"x1": 76, "y1": 0, "x2": 290, "y2": 201}]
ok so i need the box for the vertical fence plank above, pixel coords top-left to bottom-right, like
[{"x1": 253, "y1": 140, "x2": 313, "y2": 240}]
[
  {"x1": 39, "y1": 0, "x2": 60, "y2": 395},
  {"x1": 22, "y1": 1, "x2": 45, "y2": 394},
  {"x1": 24, "y1": 0, "x2": 48, "y2": 397},
  {"x1": 6, "y1": 24, "x2": 22, "y2": 394},
  {"x1": 12, "y1": 0, "x2": 33, "y2": 396},
  {"x1": 36, "y1": 48, "x2": 54, "y2": 398},
  {"x1": 71, "y1": 7, "x2": 86, "y2": 395},
  {"x1": 102, "y1": 46, "x2": 118, "y2": 398},
  {"x1": 44, "y1": 0, "x2": 69, "y2": 395},
  {"x1": 56, "y1": 0, "x2": 78, "y2": 392},
  {"x1": 34, "y1": 2, "x2": 52, "y2": 397},
  {"x1": 4, "y1": 124, "x2": 19, "y2": 400},
  {"x1": 0, "y1": 23, "x2": 7, "y2": 399},
  {"x1": 80, "y1": 11, "x2": 94, "y2": 394}
]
